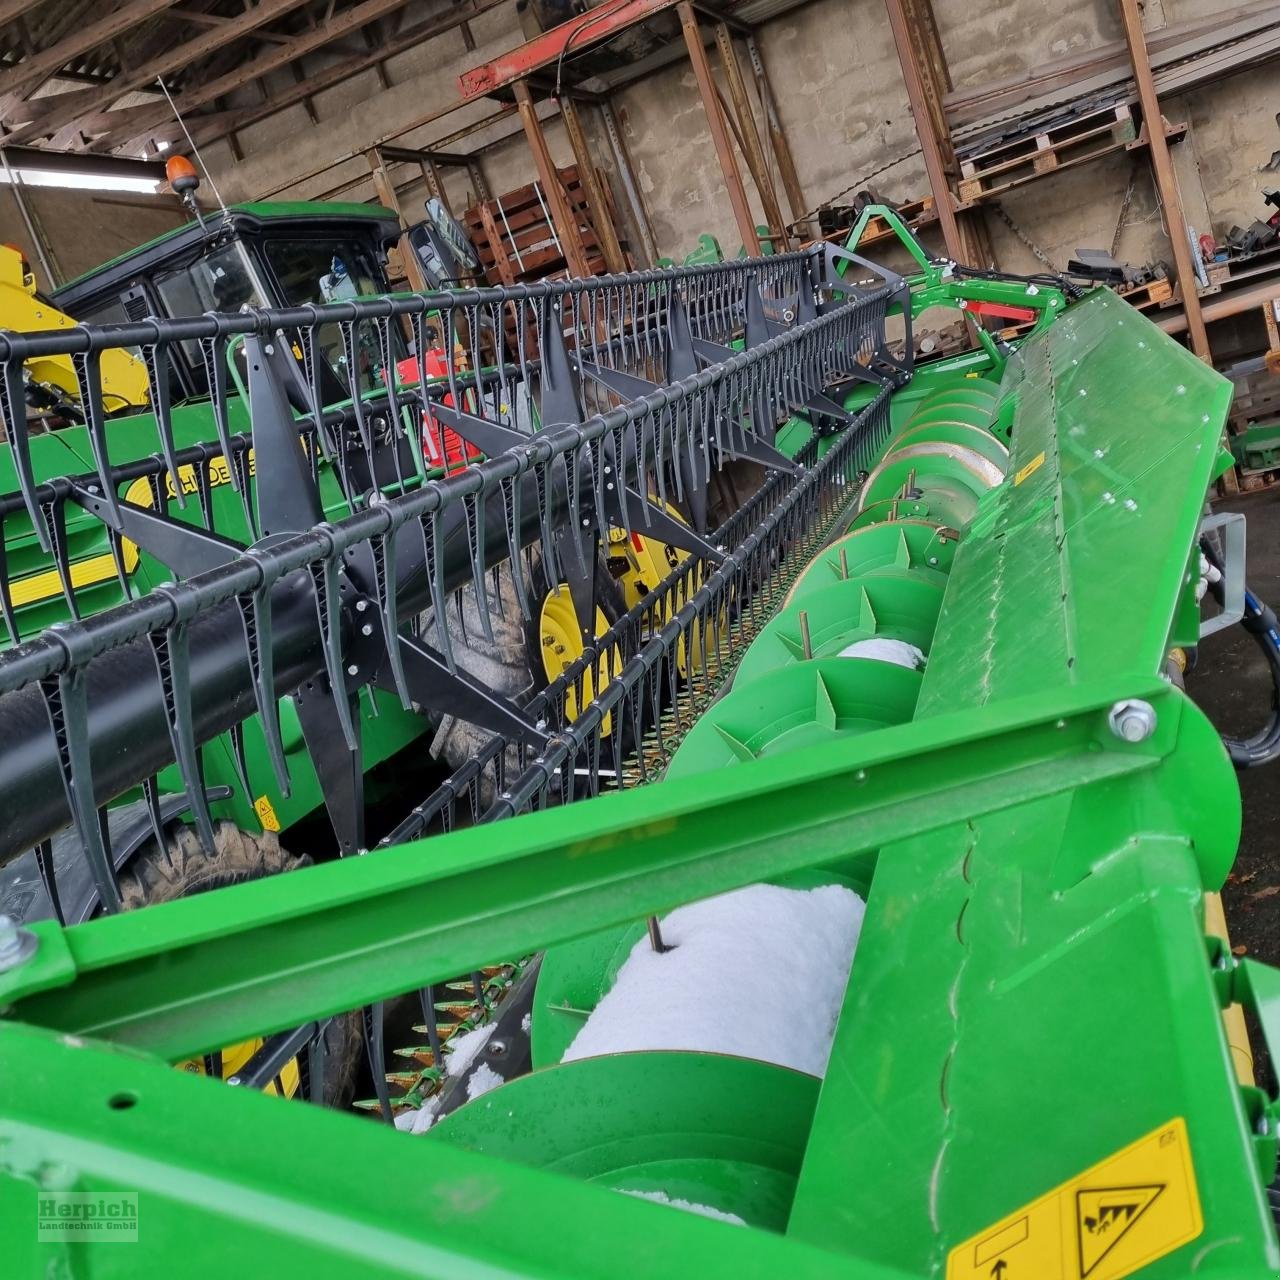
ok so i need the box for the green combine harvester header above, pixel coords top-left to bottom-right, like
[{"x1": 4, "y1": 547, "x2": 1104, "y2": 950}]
[{"x1": 0, "y1": 207, "x2": 1275, "y2": 1280}]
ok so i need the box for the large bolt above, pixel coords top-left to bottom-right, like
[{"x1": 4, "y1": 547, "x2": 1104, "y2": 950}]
[
  {"x1": 0, "y1": 915, "x2": 37, "y2": 971},
  {"x1": 1108, "y1": 699, "x2": 1157, "y2": 743}
]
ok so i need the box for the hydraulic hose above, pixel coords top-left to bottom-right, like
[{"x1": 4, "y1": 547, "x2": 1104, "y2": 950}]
[{"x1": 1200, "y1": 535, "x2": 1280, "y2": 768}]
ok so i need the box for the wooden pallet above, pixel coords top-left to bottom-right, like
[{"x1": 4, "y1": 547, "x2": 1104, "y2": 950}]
[
  {"x1": 1114, "y1": 274, "x2": 1176, "y2": 311},
  {"x1": 462, "y1": 165, "x2": 628, "y2": 289},
  {"x1": 956, "y1": 102, "x2": 1184, "y2": 204}
]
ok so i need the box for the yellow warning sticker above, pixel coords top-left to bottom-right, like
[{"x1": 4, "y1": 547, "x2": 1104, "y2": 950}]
[
  {"x1": 946, "y1": 1118, "x2": 1201, "y2": 1280},
  {"x1": 1013, "y1": 451, "x2": 1046, "y2": 486},
  {"x1": 253, "y1": 794, "x2": 281, "y2": 833}
]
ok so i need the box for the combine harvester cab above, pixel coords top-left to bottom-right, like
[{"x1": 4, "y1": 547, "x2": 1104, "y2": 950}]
[{"x1": 0, "y1": 209, "x2": 1277, "y2": 1280}]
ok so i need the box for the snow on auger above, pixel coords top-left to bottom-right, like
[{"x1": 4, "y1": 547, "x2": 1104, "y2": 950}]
[{"x1": 0, "y1": 209, "x2": 1276, "y2": 1279}]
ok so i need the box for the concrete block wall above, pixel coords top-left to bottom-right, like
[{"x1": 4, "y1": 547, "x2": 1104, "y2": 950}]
[
  {"x1": 0, "y1": 185, "x2": 186, "y2": 289},
  {"x1": 198, "y1": 0, "x2": 1280, "y2": 276}
]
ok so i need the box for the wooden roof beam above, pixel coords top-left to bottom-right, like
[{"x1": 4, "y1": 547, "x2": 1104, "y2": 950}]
[
  {"x1": 0, "y1": 0, "x2": 176, "y2": 102},
  {"x1": 5, "y1": 0, "x2": 318, "y2": 142},
  {"x1": 117, "y1": 0, "x2": 506, "y2": 156},
  {"x1": 86, "y1": 0, "x2": 421, "y2": 151}
]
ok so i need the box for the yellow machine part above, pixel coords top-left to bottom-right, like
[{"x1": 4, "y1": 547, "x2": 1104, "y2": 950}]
[
  {"x1": 608, "y1": 509, "x2": 717, "y2": 678},
  {"x1": 538, "y1": 587, "x2": 615, "y2": 735},
  {"x1": 0, "y1": 244, "x2": 149, "y2": 411},
  {"x1": 174, "y1": 1039, "x2": 302, "y2": 1098}
]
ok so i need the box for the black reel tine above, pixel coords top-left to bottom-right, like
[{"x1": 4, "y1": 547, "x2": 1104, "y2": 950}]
[
  {"x1": 142, "y1": 338, "x2": 186, "y2": 510},
  {"x1": 0, "y1": 351, "x2": 53, "y2": 551},
  {"x1": 360, "y1": 1003, "x2": 393, "y2": 1123},
  {"x1": 309, "y1": 551, "x2": 357, "y2": 752},
  {"x1": 33, "y1": 837, "x2": 63, "y2": 926},
  {"x1": 141, "y1": 775, "x2": 167, "y2": 854},
  {"x1": 298, "y1": 318, "x2": 334, "y2": 465},
  {"x1": 0, "y1": 513, "x2": 20, "y2": 646},
  {"x1": 70, "y1": 350, "x2": 122, "y2": 527},
  {"x1": 226, "y1": 720, "x2": 254, "y2": 801},
  {"x1": 41, "y1": 497, "x2": 79, "y2": 620},
  {"x1": 417, "y1": 506, "x2": 455, "y2": 673},
  {"x1": 39, "y1": 662, "x2": 121, "y2": 913},
  {"x1": 201, "y1": 332, "x2": 256, "y2": 533},
  {"x1": 338, "y1": 320, "x2": 374, "y2": 462},
  {"x1": 373, "y1": 530, "x2": 413, "y2": 710},
  {"x1": 195, "y1": 454, "x2": 216, "y2": 530},
  {"x1": 532, "y1": 460, "x2": 560, "y2": 590},
  {"x1": 500, "y1": 476, "x2": 532, "y2": 620},
  {"x1": 105, "y1": 521, "x2": 133, "y2": 600},
  {"x1": 237, "y1": 562, "x2": 292, "y2": 796},
  {"x1": 147, "y1": 602, "x2": 218, "y2": 857},
  {"x1": 462, "y1": 490, "x2": 494, "y2": 644}
]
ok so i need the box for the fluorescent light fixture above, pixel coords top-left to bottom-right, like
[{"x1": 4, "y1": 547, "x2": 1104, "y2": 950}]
[{"x1": 0, "y1": 166, "x2": 160, "y2": 194}]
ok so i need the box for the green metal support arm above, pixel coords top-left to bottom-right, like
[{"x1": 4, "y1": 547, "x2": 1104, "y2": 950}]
[{"x1": 0, "y1": 677, "x2": 1228, "y2": 1062}]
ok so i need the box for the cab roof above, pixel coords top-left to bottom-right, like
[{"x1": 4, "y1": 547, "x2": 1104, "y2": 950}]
[{"x1": 52, "y1": 201, "x2": 402, "y2": 303}]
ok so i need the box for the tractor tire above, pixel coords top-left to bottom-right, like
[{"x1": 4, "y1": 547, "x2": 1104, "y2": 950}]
[
  {"x1": 422, "y1": 564, "x2": 537, "y2": 792},
  {"x1": 118, "y1": 820, "x2": 363, "y2": 1108},
  {"x1": 424, "y1": 555, "x2": 632, "y2": 803}
]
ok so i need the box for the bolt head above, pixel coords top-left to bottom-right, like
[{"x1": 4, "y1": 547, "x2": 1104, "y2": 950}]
[
  {"x1": 0, "y1": 915, "x2": 37, "y2": 970},
  {"x1": 1108, "y1": 699, "x2": 1157, "y2": 744},
  {"x1": 346, "y1": 664, "x2": 359, "y2": 676}
]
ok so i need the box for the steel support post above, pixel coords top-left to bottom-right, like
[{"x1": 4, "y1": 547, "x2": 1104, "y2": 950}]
[
  {"x1": 600, "y1": 99, "x2": 659, "y2": 264},
  {"x1": 882, "y1": 0, "x2": 966, "y2": 262},
  {"x1": 742, "y1": 36, "x2": 806, "y2": 226},
  {"x1": 677, "y1": 1, "x2": 760, "y2": 257},
  {"x1": 559, "y1": 95, "x2": 628, "y2": 274},
  {"x1": 714, "y1": 23, "x2": 787, "y2": 249},
  {"x1": 513, "y1": 81, "x2": 595, "y2": 279},
  {"x1": 1117, "y1": 0, "x2": 1212, "y2": 362}
]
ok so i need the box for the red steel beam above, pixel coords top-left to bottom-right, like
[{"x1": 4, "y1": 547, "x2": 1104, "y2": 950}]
[{"x1": 458, "y1": 0, "x2": 680, "y2": 99}]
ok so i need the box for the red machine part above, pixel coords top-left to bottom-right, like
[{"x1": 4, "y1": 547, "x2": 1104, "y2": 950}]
[
  {"x1": 457, "y1": 0, "x2": 679, "y2": 99},
  {"x1": 957, "y1": 297, "x2": 1039, "y2": 324},
  {"x1": 392, "y1": 352, "x2": 483, "y2": 472}
]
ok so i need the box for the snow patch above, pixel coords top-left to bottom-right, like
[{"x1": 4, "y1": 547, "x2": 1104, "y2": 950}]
[
  {"x1": 563, "y1": 882, "x2": 864, "y2": 1077},
  {"x1": 445, "y1": 1021, "x2": 495, "y2": 1078},
  {"x1": 838, "y1": 637, "x2": 925, "y2": 669},
  {"x1": 394, "y1": 1096, "x2": 441, "y2": 1136},
  {"x1": 619, "y1": 1188, "x2": 746, "y2": 1226},
  {"x1": 466, "y1": 1062, "x2": 503, "y2": 1100}
]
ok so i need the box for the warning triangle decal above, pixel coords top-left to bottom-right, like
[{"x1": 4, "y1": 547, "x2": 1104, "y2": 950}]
[{"x1": 1076, "y1": 1184, "x2": 1165, "y2": 1278}]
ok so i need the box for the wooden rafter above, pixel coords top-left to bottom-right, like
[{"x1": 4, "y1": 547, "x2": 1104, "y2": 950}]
[
  {"x1": 85, "y1": 0, "x2": 423, "y2": 152},
  {"x1": 124, "y1": 0, "x2": 508, "y2": 156},
  {"x1": 5, "y1": 0, "x2": 319, "y2": 142},
  {"x1": 0, "y1": 0, "x2": 176, "y2": 102}
]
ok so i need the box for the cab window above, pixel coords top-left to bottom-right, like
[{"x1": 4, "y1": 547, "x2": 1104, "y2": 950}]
[{"x1": 264, "y1": 239, "x2": 399, "y2": 397}]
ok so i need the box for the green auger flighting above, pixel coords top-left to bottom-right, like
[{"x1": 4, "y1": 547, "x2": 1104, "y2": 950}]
[{"x1": 1, "y1": 207, "x2": 1278, "y2": 1280}]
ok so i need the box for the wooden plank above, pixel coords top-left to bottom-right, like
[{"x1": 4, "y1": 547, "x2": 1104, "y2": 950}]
[
  {"x1": 475, "y1": 201, "x2": 517, "y2": 286},
  {"x1": 559, "y1": 96, "x2": 627, "y2": 274},
  {"x1": 514, "y1": 81, "x2": 594, "y2": 279}
]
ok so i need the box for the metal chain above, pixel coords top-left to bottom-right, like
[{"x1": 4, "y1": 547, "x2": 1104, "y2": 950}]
[
  {"x1": 1111, "y1": 163, "x2": 1139, "y2": 259},
  {"x1": 989, "y1": 200, "x2": 1059, "y2": 272},
  {"x1": 790, "y1": 144, "x2": 924, "y2": 230}
]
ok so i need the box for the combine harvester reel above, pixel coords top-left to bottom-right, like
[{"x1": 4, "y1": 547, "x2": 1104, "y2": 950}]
[{"x1": 2, "y1": 211, "x2": 1279, "y2": 1280}]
